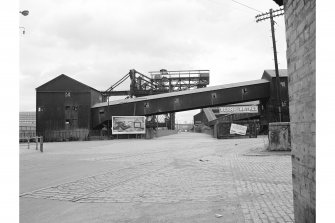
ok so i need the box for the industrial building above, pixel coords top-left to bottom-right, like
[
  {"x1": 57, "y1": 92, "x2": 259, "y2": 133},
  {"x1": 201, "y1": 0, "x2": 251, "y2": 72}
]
[
  {"x1": 19, "y1": 111, "x2": 36, "y2": 139},
  {"x1": 36, "y1": 69, "x2": 289, "y2": 141},
  {"x1": 193, "y1": 70, "x2": 289, "y2": 138},
  {"x1": 36, "y1": 74, "x2": 105, "y2": 141}
]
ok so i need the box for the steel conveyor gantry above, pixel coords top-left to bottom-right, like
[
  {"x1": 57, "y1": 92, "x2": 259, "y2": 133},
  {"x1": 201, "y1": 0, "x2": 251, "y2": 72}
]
[{"x1": 91, "y1": 78, "x2": 271, "y2": 129}]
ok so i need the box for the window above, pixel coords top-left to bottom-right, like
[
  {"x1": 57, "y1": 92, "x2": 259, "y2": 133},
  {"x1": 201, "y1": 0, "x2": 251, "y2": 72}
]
[
  {"x1": 65, "y1": 106, "x2": 71, "y2": 110},
  {"x1": 65, "y1": 119, "x2": 70, "y2": 125},
  {"x1": 37, "y1": 107, "x2": 44, "y2": 112},
  {"x1": 73, "y1": 106, "x2": 78, "y2": 111},
  {"x1": 65, "y1": 92, "x2": 71, "y2": 97}
]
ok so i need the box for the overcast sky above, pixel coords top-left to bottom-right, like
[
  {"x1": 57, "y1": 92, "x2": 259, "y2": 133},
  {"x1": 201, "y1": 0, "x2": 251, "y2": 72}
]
[{"x1": 19, "y1": 0, "x2": 286, "y2": 123}]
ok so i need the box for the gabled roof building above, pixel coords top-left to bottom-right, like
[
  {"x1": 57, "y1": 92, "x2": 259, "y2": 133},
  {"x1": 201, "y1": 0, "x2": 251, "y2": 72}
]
[{"x1": 36, "y1": 74, "x2": 104, "y2": 141}]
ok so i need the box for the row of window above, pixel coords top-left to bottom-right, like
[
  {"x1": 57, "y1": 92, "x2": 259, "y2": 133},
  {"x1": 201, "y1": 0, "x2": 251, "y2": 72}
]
[
  {"x1": 19, "y1": 126, "x2": 36, "y2": 131},
  {"x1": 37, "y1": 106, "x2": 79, "y2": 112}
]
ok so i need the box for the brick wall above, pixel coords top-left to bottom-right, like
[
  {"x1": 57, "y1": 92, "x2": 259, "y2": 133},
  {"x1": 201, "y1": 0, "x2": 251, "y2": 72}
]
[{"x1": 284, "y1": 0, "x2": 316, "y2": 222}]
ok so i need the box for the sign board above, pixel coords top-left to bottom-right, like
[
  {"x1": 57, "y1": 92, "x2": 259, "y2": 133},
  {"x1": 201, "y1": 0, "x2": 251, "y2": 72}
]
[
  {"x1": 219, "y1": 105, "x2": 258, "y2": 114},
  {"x1": 112, "y1": 116, "x2": 146, "y2": 134},
  {"x1": 230, "y1": 123, "x2": 247, "y2": 135}
]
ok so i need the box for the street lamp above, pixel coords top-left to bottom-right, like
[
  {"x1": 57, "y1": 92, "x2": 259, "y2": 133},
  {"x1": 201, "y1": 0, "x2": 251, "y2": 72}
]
[
  {"x1": 19, "y1": 10, "x2": 29, "y2": 35},
  {"x1": 19, "y1": 10, "x2": 29, "y2": 16},
  {"x1": 19, "y1": 27, "x2": 26, "y2": 35}
]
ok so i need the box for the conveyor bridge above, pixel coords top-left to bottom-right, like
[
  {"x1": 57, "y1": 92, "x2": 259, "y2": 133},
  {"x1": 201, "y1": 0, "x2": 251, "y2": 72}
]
[{"x1": 91, "y1": 78, "x2": 272, "y2": 129}]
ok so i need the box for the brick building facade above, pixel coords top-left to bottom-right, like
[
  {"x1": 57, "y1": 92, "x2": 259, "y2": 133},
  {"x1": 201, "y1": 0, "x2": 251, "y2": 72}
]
[{"x1": 275, "y1": 0, "x2": 316, "y2": 222}]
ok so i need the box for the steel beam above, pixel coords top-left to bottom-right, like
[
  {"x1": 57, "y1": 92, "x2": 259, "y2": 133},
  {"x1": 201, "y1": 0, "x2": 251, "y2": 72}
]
[{"x1": 101, "y1": 91, "x2": 130, "y2": 96}]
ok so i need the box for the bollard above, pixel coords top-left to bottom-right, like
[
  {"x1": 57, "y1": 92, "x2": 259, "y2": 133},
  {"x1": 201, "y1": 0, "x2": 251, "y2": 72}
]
[
  {"x1": 36, "y1": 136, "x2": 38, "y2": 150},
  {"x1": 40, "y1": 136, "x2": 43, "y2": 153},
  {"x1": 27, "y1": 137, "x2": 30, "y2": 149}
]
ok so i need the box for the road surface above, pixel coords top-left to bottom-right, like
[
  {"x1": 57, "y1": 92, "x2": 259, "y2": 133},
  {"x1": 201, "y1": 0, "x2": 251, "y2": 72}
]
[{"x1": 20, "y1": 133, "x2": 294, "y2": 223}]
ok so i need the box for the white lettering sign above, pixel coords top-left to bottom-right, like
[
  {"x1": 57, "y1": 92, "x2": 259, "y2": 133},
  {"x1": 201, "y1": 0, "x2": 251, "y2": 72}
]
[
  {"x1": 219, "y1": 105, "x2": 258, "y2": 114},
  {"x1": 230, "y1": 123, "x2": 247, "y2": 135}
]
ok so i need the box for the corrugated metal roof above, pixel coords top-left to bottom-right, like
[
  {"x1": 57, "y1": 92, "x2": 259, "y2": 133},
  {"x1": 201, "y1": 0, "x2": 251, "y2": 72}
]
[
  {"x1": 211, "y1": 101, "x2": 260, "y2": 109},
  {"x1": 265, "y1": 69, "x2": 287, "y2": 76},
  {"x1": 225, "y1": 100, "x2": 260, "y2": 106},
  {"x1": 92, "y1": 79, "x2": 269, "y2": 108},
  {"x1": 262, "y1": 69, "x2": 287, "y2": 79},
  {"x1": 203, "y1": 108, "x2": 217, "y2": 122}
]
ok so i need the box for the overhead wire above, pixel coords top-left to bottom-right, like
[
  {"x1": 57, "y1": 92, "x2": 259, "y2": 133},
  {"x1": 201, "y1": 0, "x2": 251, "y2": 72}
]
[
  {"x1": 206, "y1": 0, "x2": 267, "y2": 38},
  {"x1": 230, "y1": 0, "x2": 263, "y2": 13},
  {"x1": 207, "y1": 0, "x2": 262, "y2": 15}
]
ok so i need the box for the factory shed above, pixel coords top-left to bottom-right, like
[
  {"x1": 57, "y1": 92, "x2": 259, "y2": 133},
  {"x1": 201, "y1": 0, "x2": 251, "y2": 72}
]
[
  {"x1": 36, "y1": 74, "x2": 104, "y2": 141},
  {"x1": 261, "y1": 69, "x2": 289, "y2": 123}
]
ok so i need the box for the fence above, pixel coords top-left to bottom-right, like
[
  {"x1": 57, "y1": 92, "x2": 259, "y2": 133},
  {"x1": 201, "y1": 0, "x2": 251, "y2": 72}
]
[
  {"x1": 89, "y1": 130, "x2": 146, "y2": 140},
  {"x1": 20, "y1": 136, "x2": 44, "y2": 152},
  {"x1": 40, "y1": 129, "x2": 89, "y2": 142},
  {"x1": 40, "y1": 129, "x2": 145, "y2": 141}
]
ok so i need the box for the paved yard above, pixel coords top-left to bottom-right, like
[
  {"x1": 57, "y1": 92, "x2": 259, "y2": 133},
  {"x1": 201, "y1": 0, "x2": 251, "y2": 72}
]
[{"x1": 20, "y1": 133, "x2": 294, "y2": 223}]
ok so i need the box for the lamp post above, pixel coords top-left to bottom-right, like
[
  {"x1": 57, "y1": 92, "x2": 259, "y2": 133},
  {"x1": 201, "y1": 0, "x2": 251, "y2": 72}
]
[
  {"x1": 19, "y1": 10, "x2": 29, "y2": 35},
  {"x1": 19, "y1": 10, "x2": 29, "y2": 16},
  {"x1": 19, "y1": 27, "x2": 26, "y2": 35}
]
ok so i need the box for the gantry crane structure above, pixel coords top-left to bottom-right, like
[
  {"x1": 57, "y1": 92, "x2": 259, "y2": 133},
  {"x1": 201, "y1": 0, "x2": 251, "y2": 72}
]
[{"x1": 100, "y1": 69, "x2": 210, "y2": 129}]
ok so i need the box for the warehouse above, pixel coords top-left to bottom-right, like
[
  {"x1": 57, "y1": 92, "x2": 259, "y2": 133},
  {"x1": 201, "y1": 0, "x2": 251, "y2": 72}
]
[{"x1": 36, "y1": 74, "x2": 105, "y2": 141}]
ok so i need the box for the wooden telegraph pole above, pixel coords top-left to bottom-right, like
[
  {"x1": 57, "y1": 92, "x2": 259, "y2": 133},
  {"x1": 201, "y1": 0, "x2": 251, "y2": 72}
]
[
  {"x1": 107, "y1": 96, "x2": 110, "y2": 138},
  {"x1": 256, "y1": 8, "x2": 284, "y2": 122}
]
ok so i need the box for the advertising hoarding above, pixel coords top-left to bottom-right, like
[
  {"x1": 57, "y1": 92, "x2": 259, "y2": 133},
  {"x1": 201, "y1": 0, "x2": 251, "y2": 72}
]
[
  {"x1": 230, "y1": 123, "x2": 247, "y2": 135},
  {"x1": 112, "y1": 116, "x2": 146, "y2": 134}
]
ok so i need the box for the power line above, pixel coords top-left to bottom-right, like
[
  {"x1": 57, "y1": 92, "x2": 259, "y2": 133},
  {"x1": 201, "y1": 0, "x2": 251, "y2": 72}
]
[
  {"x1": 208, "y1": 0, "x2": 262, "y2": 14},
  {"x1": 230, "y1": 0, "x2": 262, "y2": 13}
]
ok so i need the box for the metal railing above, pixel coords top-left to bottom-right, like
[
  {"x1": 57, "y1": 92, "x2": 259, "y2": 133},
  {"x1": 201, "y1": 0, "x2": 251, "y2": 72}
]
[{"x1": 20, "y1": 136, "x2": 44, "y2": 152}]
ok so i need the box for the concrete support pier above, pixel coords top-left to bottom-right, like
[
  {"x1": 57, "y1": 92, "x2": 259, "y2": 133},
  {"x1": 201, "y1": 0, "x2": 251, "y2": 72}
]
[{"x1": 268, "y1": 122, "x2": 291, "y2": 151}]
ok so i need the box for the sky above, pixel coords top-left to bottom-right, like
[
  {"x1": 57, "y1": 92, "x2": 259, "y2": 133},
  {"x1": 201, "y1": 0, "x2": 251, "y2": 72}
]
[{"x1": 19, "y1": 0, "x2": 287, "y2": 123}]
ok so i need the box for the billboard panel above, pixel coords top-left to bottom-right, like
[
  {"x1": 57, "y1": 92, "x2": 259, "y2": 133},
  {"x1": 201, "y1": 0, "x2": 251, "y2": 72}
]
[
  {"x1": 112, "y1": 116, "x2": 146, "y2": 134},
  {"x1": 230, "y1": 123, "x2": 247, "y2": 135}
]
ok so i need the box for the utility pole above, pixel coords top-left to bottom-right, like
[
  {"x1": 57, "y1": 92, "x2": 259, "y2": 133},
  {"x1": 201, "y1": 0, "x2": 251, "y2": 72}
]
[
  {"x1": 107, "y1": 96, "x2": 110, "y2": 138},
  {"x1": 256, "y1": 8, "x2": 284, "y2": 122}
]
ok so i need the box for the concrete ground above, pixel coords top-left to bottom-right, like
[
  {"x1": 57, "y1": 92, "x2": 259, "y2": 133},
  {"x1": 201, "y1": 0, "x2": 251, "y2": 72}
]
[{"x1": 20, "y1": 133, "x2": 294, "y2": 223}]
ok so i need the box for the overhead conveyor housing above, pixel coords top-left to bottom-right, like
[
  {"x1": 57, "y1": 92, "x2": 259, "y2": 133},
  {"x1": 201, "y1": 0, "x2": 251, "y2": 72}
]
[{"x1": 91, "y1": 78, "x2": 271, "y2": 129}]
